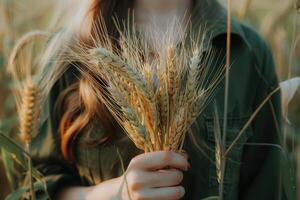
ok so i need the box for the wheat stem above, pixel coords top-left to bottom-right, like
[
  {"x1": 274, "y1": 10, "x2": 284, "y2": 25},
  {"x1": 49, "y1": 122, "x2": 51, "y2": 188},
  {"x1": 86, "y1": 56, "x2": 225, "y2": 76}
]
[
  {"x1": 220, "y1": 0, "x2": 232, "y2": 198},
  {"x1": 26, "y1": 142, "x2": 36, "y2": 200}
]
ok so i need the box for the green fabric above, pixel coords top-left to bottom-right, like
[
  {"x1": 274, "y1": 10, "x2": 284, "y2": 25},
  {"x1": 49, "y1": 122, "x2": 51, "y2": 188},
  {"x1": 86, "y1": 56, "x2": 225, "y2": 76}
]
[{"x1": 9, "y1": 0, "x2": 295, "y2": 199}]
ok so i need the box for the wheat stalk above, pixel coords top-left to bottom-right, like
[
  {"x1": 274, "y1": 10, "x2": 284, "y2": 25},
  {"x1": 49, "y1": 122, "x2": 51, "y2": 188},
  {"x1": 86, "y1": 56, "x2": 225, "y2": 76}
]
[
  {"x1": 19, "y1": 80, "x2": 40, "y2": 200},
  {"x1": 7, "y1": 28, "x2": 73, "y2": 199},
  {"x1": 7, "y1": 31, "x2": 49, "y2": 200}
]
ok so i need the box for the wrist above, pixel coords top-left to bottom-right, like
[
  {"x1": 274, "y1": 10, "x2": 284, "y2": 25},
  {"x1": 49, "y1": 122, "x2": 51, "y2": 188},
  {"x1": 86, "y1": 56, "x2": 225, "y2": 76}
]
[
  {"x1": 84, "y1": 185, "x2": 97, "y2": 200},
  {"x1": 85, "y1": 177, "x2": 124, "y2": 200},
  {"x1": 110, "y1": 176, "x2": 126, "y2": 200}
]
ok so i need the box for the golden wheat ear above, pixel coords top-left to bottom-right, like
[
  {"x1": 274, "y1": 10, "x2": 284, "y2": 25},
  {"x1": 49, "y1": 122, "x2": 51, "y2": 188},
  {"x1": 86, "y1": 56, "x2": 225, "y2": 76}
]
[
  {"x1": 19, "y1": 80, "x2": 40, "y2": 143},
  {"x1": 7, "y1": 29, "x2": 73, "y2": 199},
  {"x1": 7, "y1": 31, "x2": 49, "y2": 138},
  {"x1": 7, "y1": 31, "x2": 50, "y2": 200}
]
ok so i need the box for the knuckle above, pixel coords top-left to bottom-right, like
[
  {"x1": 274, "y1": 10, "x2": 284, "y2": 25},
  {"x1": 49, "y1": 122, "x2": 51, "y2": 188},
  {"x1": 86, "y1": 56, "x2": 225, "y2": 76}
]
[
  {"x1": 129, "y1": 156, "x2": 139, "y2": 169},
  {"x1": 127, "y1": 172, "x2": 142, "y2": 191},
  {"x1": 161, "y1": 151, "x2": 173, "y2": 164},
  {"x1": 130, "y1": 182, "x2": 142, "y2": 191},
  {"x1": 130, "y1": 181, "x2": 141, "y2": 191}
]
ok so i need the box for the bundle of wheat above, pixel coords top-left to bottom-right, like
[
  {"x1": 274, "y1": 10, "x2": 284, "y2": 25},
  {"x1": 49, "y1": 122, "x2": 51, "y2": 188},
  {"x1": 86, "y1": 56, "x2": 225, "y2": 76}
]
[{"x1": 71, "y1": 16, "x2": 225, "y2": 152}]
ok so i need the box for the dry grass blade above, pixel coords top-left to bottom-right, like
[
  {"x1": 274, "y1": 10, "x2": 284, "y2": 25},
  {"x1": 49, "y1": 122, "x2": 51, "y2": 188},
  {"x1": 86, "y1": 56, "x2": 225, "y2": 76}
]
[
  {"x1": 238, "y1": 0, "x2": 252, "y2": 20},
  {"x1": 261, "y1": 1, "x2": 294, "y2": 37},
  {"x1": 219, "y1": 0, "x2": 232, "y2": 198},
  {"x1": 224, "y1": 87, "x2": 281, "y2": 157}
]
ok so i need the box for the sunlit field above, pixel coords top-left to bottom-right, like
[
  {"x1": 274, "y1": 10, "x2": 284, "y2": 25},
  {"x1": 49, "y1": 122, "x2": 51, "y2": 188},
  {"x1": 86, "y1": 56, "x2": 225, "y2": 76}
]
[{"x1": 0, "y1": 0, "x2": 299, "y2": 199}]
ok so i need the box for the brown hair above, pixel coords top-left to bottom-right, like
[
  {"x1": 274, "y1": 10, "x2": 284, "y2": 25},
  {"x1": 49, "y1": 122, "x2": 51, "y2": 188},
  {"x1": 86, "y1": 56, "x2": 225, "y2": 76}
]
[{"x1": 58, "y1": 0, "x2": 134, "y2": 161}]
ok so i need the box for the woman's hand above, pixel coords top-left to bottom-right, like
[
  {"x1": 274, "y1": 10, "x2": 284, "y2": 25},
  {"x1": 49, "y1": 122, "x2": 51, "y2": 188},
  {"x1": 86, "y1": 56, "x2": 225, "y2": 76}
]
[
  {"x1": 116, "y1": 151, "x2": 190, "y2": 200},
  {"x1": 57, "y1": 151, "x2": 189, "y2": 200}
]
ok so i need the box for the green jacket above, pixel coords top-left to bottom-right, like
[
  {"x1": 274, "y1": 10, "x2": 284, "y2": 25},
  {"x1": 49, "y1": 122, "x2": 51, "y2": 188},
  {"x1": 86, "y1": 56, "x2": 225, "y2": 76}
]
[{"x1": 10, "y1": 1, "x2": 295, "y2": 200}]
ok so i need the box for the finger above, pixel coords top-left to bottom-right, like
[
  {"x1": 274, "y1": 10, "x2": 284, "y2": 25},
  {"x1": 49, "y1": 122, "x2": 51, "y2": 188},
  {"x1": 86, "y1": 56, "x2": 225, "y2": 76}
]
[
  {"x1": 129, "y1": 169, "x2": 183, "y2": 189},
  {"x1": 135, "y1": 186, "x2": 185, "y2": 200},
  {"x1": 178, "y1": 150, "x2": 189, "y2": 159},
  {"x1": 147, "y1": 169, "x2": 184, "y2": 188},
  {"x1": 129, "y1": 151, "x2": 189, "y2": 171}
]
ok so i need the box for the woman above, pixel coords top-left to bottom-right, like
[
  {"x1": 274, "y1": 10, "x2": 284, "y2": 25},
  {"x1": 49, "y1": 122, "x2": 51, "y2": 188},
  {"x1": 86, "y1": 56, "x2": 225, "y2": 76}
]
[{"x1": 17, "y1": 0, "x2": 288, "y2": 199}]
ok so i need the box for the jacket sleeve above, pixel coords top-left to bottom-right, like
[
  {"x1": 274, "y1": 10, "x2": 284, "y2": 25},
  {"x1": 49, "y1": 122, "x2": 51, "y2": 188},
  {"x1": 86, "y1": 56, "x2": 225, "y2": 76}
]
[{"x1": 238, "y1": 30, "x2": 295, "y2": 200}]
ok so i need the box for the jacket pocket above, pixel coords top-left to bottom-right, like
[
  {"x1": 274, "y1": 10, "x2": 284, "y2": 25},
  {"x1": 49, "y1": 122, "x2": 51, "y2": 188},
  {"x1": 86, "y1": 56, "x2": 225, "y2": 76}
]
[{"x1": 205, "y1": 116, "x2": 253, "y2": 199}]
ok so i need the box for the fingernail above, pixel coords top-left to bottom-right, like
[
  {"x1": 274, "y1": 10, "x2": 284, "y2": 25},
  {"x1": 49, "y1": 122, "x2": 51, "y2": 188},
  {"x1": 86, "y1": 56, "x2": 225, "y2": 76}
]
[
  {"x1": 187, "y1": 162, "x2": 191, "y2": 169},
  {"x1": 184, "y1": 163, "x2": 190, "y2": 171},
  {"x1": 179, "y1": 151, "x2": 188, "y2": 159}
]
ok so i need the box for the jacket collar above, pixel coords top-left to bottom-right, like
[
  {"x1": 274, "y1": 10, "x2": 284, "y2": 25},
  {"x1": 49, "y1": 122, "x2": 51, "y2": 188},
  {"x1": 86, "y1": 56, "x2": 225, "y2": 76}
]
[{"x1": 191, "y1": 0, "x2": 251, "y2": 51}]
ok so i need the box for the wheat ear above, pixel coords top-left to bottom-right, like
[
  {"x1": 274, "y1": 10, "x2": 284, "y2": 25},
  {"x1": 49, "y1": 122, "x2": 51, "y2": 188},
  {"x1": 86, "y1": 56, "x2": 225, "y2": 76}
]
[
  {"x1": 213, "y1": 103, "x2": 222, "y2": 185},
  {"x1": 90, "y1": 47, "x2": 159, "y2": 121},
  {"x1": 167, "y1": 47, "x2": 179, "y2": 99},
  {"x1": 19, "y1": 80, "x2": 40, "y2": 143},
  {"x1": 156, "y1": 77, "x2": 170, "y2": 150},
  {"x1": 106, "y1": 79, "x2": 154, "y2": 152},
  {"x1": 184, "y1": 50, "x2": 201, "y2": 105},
  {"x1": 90, "y1": 48, "x2": 154, "y2": 100},
  {"x1": 91, "y1": 48, "x2": 160, "y2": 149},
  {"x1": 7, "y1": 32, "x2": 47, "y2": 200},
  {"x1": 168, "y1": 107, "x2": 187, "y2": 150},
  {"x1": 19, "y1": 80, "x2": 40, "y2": 200},
  {"x1": 215, "y1": 141, "x2": 222, "y2": 183}
]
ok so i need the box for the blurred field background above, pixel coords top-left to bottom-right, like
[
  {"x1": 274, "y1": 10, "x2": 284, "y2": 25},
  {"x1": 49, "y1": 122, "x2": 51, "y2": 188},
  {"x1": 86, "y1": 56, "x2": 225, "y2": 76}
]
[{"x1": 0, "y1": 0, "x2": 299, "y2": 199}]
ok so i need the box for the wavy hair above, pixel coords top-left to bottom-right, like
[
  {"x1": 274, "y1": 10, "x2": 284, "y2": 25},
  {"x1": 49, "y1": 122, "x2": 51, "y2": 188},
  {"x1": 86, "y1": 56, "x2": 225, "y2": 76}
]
[{"x1": 57, "y1": 0, "x2": 134, "y2": 161}]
